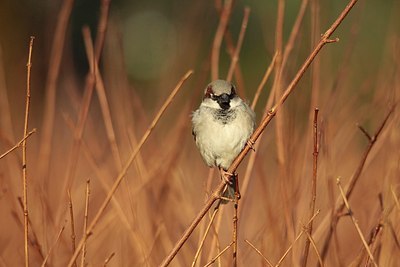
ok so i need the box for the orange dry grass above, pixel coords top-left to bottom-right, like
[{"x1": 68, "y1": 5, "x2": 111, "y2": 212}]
[{"x1": 0, "y1": 1, "x2": 399, "y2": 266}]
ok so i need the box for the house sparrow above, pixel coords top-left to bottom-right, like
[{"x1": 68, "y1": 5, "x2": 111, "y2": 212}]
[{"x1": 192, "y1": 80, "x2": 255, "y2": 198}]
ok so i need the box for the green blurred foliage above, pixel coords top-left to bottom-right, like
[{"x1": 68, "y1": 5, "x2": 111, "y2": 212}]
[{"x1": 0, "y1": 0, "x2": 398, "y2": 104}]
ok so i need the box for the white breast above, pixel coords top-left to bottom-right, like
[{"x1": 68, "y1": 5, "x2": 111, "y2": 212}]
[{"x1": 192, "y1": 99, "x2": 255, "y2": 170}]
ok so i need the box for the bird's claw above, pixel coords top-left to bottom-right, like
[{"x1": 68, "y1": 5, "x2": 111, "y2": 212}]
[{"x1": 220, "y1": 169, "x2": 234, "y2": 185}]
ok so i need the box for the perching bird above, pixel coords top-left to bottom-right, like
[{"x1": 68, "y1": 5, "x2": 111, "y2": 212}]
[{"x1": 192, "y1": 80, "x2": 255, "y2": 199}]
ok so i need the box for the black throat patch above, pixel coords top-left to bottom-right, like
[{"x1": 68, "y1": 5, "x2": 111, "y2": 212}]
[{"x1": 214, "y1": 108, "x2": 237, "y2": 125}]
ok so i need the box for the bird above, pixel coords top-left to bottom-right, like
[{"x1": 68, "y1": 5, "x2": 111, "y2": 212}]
[{"x1": 192, "y1": 79, "x2": 255, "y2": 200}]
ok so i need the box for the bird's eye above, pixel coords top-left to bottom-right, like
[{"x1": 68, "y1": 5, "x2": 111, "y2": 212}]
[{"x1": 229, "y1": 85, "x2": 236, "y2": 99}]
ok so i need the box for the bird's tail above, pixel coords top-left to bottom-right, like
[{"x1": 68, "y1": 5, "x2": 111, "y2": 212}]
[{"x1": 221, "y1": 174, "x2": 239, "y2": 204}]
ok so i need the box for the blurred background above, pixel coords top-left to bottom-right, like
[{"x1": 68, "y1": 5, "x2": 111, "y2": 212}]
[{"x1": 0, "y1": 0, "x2": 399, "y2": 266}]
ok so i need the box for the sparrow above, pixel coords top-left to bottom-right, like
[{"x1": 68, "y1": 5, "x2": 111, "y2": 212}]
[{"x1": 192, "y1": 80, "x2": 255, "y2": 198}]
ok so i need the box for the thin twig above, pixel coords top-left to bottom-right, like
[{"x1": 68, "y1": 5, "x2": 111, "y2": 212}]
[
  {"x1": 67, "y1": 190, "x2": 77, "y2": 267},
  {"x1": 232, "y1": 177, "x2": 240, "y2": 266},
  {"x1": 67, "y1": 71, "x2": 192, "y2": 267},
  {"x1": 0, "y1": 129, "x2": 36, "y2": 160},
  {"x1": 276, "y1": 211, "x2": 320, "y2": 267},
  {"x1": 64, "y1": 116, "x2": 150, "y2": 262},
  {"x1": 226, "y1": 7, "x2": 250, "y2": 82},
  {"x1": 192, "y1": 169, "x2": 216, "y2": 267},
  {"x1": 60, "y1": 27, "x2": 96, "y2": 214},
  {"x1": 308, "y1": 0, "x2": 320, "y2": 127},
  {"x1": 91, "y1": 0, "x2": 120, "y2": 171},
  {"x1": 273, "y1": 0, "x2": 286, "y2": 169},
  {"x1": 211, "y1": 0, "x2": 233, "y2": 80},
  {"x1": 280, "y1": 0, "x2": 309, "y2": 71},
  {"x1": 346, "y1": 107, "x2": 394, "y2": 202},
  {"x1": 363, "y1": 206, "x2": 388, "y2": 267},
  {"x1": 203, "y1": 241, "x2": 234, "y2": 267},
  {"x1": 244, "y1": 240, "x2": 274, "y2": 267},
  {"x1": 38, "y1": 0, "x2": 74, "y2": 181},
  {"x1": 302, "y1": 108, "x2": 319, "y2": 267},
  {"x1": 318, "y1": 106, "x2": 394, "y2": 260},
  {"x1": 94, "y1": 0, "x2": 111, "y2": 61},
  {"x1": 239, "y1": 58, "x2": 279, "y2": 214},
  {"x1": 272, "y1": 8, "x2": 289, "y2": 247},
  {"x1": 390, "y1": 185, "x2": 400, "y2": 211},
  {"x1": 250, "y1": 52, "x2": 278, "y2": 110},
  {"x1": 205, "y1": 200, "x2": 225, "y2": 265},
  {"x1": 160, "y1": 1, "x2": 359, "y2": 265},
  {"x1": 103, "y1": 252, "x2": 115, "y2": 267},
  {"x1": 41, "y1": 225, "x2": 65, "y2": 267},
  {"x1": 303, "y1": 225, "x2": 324, "y2": 267},
  {"x1": 23, "y1": 36, "x2": 35, "y2": 267},
  {"x1": 60, "y1": 11, "x2": 113, "y2": 224},
  {"x1": 336, "y1": 178, "x2": 378, "y2": 267},
  {"x1": 161, "y1": 183, "x2": 226, "y2": 267},
  {"x1": 191, "y1": 204, "x2": 221, "y2": 267},
  {"x1": 17, "y1": 197, "x2": 45, "y2": 261},
  {"x1": 80, "y1": 179, "x2": 90, "y2": 267},
  {"x1": 222, "y1": 26, "x2": 246, "y2": 97}
]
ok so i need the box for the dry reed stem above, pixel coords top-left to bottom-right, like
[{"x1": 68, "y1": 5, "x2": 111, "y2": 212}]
[
  {"x1": 391, "y1": 186, "x2": 400, "y2": 211},
  {"x1": 301, "y1": 108, "x2": 319, "y2": 267},
  {"x1": 246, "y1": 211, "x2": 320, "y2": 267},
  {"x1": 17, "y1": 198, "x2": 45, "y2": 261},
  {"x1": 63, "y1": 116, "x2": 150, "y2": 261},
  {"x1": 67, "y1": 70, "x2": 192, "y2": 266},
  {"x1": 22, "y1": 36, "x2": 35, "y2": 267},
  {"x1": 103, "y1": 252, "x2": 115, "y2": 267},
  {"x1": 232, "y1": 179, "x2": 240, "y2": 266},
  {"x1": 94, "y1": 0, "x2": 111, "y2": 61},
  {"x1": 57, "y1": 1, "x2": 112, "y2": 228},
  {"x1": 309, "y1": 0, "x2": 320, "y2": 109},
  {"x1": 80, "y1": 179, "x2": 91, "y2": 267},
  {"x1": 280, "y1": 0, "x2": 309, "y2": 71},
  {"x1": 0, "y1": 129, "x2": 36, "y2": 160},
  {"x1": 363, "y1": 209, "x2": 386, "y2": 267},
  {"x1": 205, "y1": 200, "x2": 225, "y2": 265},
  {"x1": 239, "y1": 57, "x2": 279, "y2": 214},
  {"x1": 40, "y1": 225, "x2": 65, "y2": 267},
  {"x1": 160, "y1": 183, "x2": 226, "y2": 267},
  {"x1": 387, "y1": 220, "x2": 400, "y2": 250},
  {"x1": 91, "y1": 52, "x2": 123, "y2": 172},
  {"x1": 318, "y1": 107, "x2": 394, "y2": 260},
  {"x1": 244, "y1": 239, "x2": 274, "y2": 267},
  {"x1": 160, "y1": 1, "x2": 359, "y2": 265},
  {"x1": 193, "y1": 169, "x2": 216, "y2": 267},
  {"x1": 211, "y1": 0, "x2": 233, "y2": 80},
  {"x1": 223, "y1": 30, "x2": 246, "y2": 97},
  {"x1": 274, "y1": 0, "x2": 306, "y2": 251},
  {"x1": 67, "y1": 190, "x2": 77, "y2": 267},
  {"x1": 0, "y1": 45, "x2": 16, "y2": 144},
  {"x1": 250, "y1": 52, "x2": 278, "y2": 110},
  {"x1": 272, "y1": 0, "x2": 287, "y2": 180},
  {"x1": 336, "y1": 178, "x2": 378, "y2": 267},
  {"x1": 84, "y1": 126, "x2": 151, "y2": 261},
  {"x1": 303, "y1": 225, "x2": 324, "y2": 267},
  {"x1": 273, "y1": 0, "x2": 286, "y2": 169},
  {"x1": 203, "y1": 241, "x2": 234, "y2": 267},
  {"x1": 191, "y1": 204, "x2": 221, "y2": 267},
  {"x1": 38, "y1": 0, "x2": 74, "y2": 181},
  {"x1": 226, "y1": 7, "x2": 250, "y2": 82},
  {"x1": 276, "y1": 210, "x2": 320, "y2": 267},
  {"x1": 58, "y1": 26, "x2": 96, "y2": 226}
]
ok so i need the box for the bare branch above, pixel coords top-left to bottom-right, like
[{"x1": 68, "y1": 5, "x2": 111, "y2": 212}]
[{"x1": 336, "y1": 178, "x2": 378, "y2": 267}]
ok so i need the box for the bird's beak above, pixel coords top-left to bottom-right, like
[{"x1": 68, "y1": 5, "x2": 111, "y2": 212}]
[{"x1": 216, "y1": 93, "x2": 230, "y2": 110}]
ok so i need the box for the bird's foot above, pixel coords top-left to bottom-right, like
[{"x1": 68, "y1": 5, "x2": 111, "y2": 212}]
[{"x1": 219, "y1": 168, "x2": 235, "y2": 185}]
